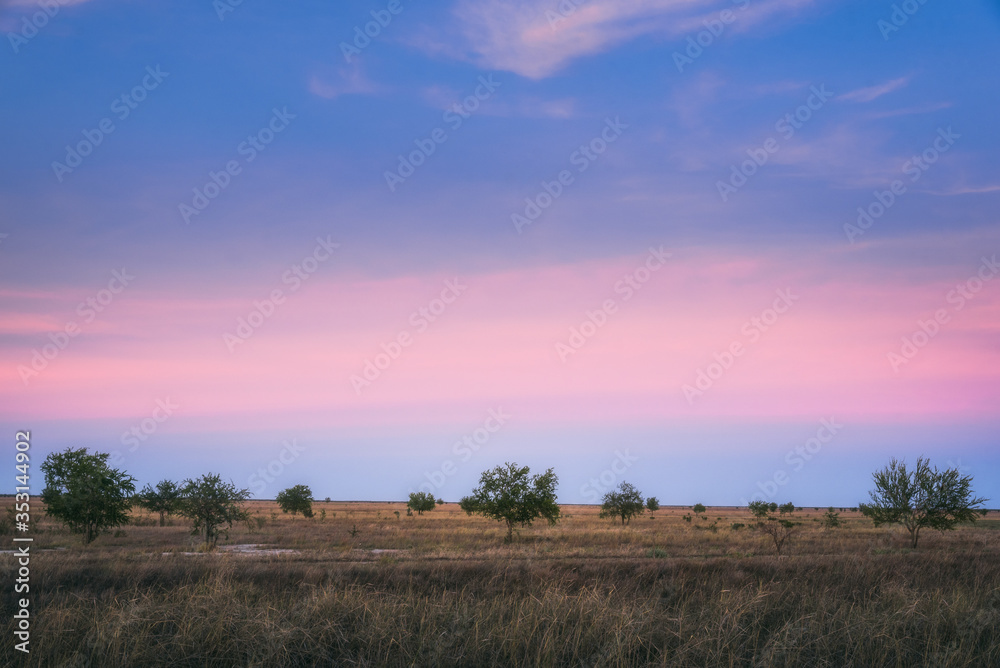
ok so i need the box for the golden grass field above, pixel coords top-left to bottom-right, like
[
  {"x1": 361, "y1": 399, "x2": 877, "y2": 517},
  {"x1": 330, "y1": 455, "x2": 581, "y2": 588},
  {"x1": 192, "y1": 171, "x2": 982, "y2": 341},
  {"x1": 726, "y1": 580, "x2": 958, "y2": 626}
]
[{"x1": 2, "y1": 500, "x2": 999, "y2": 666}]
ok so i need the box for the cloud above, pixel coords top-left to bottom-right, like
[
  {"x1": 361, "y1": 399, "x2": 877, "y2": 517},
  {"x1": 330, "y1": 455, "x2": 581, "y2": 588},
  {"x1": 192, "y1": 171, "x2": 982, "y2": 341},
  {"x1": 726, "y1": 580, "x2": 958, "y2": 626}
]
[
  {"x1": 839, "y1": 76, "x2": 910, "y2": 103},
  {"x1": 863, "y1": 101, "x2": 952, "y2": 120},
  {"x1": 308, "y1": 65, "x2": 381, "y2": 100},
  {"x1": 1, "y1": 0, "x2": 94, "y2": 6},
  {"x1": 437, "y1": 0, "x2": 826, "y2": 79},
  {"x1": 929, "y1": 184, "x2": 1000, "y2": 196},
  {"x1": 422, "y1": 82, "x2": 578, "y2": 118},
  {"x1": 0, "y1": 0, "x2": 95, "y2": 30}
]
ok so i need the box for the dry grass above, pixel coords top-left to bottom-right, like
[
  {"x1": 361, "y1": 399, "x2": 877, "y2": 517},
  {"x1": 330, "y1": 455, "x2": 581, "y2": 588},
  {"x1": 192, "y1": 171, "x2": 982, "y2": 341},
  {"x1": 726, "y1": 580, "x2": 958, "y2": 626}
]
[{"x1": 2, "y1": 502, "x2": 998, "y2": 666}]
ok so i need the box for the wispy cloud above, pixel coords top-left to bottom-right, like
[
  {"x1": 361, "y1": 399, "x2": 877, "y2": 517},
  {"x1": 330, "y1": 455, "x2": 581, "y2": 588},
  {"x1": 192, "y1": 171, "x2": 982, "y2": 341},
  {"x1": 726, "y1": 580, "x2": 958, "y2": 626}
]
[
  {"x1": 436, "y1": 0, "x2": 827, "y2": 79},
  {"x1": 308, "y1": 65, "x2": 381, "y2": 100},
  {"x1": 839, "y1": 76, "x2": 910, "y2": 103},
  {"x1": 1, "y1": 0, "x2": 95, "y2": 6},
  {"x1": 929, "y1": 184, "x2": 1000, "y2": 196}
]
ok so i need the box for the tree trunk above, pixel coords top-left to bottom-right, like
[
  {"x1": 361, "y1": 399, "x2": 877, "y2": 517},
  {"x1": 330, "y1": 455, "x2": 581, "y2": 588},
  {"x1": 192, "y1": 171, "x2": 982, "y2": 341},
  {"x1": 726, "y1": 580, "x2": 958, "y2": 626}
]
[
  {"x1": 506, "y1": 521, "x2": 513, "y2": 542},
  {"x1": 910, "y1": 526, "x2": 920, "y2": 549},
  {"x1": 159, "y1": 511, "x2": 166, "y2": 527}
]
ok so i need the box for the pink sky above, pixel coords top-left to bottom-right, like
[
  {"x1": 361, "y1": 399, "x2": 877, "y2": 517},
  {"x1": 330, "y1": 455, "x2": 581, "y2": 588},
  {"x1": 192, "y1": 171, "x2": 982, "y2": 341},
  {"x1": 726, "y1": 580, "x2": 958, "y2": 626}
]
[{"x1": 4, "y1": 243, "x2": 998, "y2": 431}]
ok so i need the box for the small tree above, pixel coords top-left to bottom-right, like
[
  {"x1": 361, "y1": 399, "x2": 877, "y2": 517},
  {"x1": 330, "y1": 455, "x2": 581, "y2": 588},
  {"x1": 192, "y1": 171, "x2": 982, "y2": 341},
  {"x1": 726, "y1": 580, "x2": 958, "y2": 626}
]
[
  {"x1": 692, "y1": 503, "x2": 706, "y2": 515},
  {"x1": 407, "y1": 491, "x2": 436, "y2": 515},
  {"x1": 176, "y1": 474, "x2": 251, "y2": 549},
  {"x1": 136, "y1": 479, "x2": 181, "y2": 526},
  {"x1": 600, "y1": 482, "x2": 645, "y2": 525},
  {"x1": 276, "y1": 484, "x2": 314, "y2": 517},
  {"x1": 822, "y1": 507, "x2": 842, "y2": 529},
  {"x1": 749, "y1": 500, "x2": 798, "y2": 556},
  {"x1": 645, "y1": 496, "x2": 660, "y2": 516},
  {"x1": 459, "y1": 462, "x2": 559, "y2": 541},
  {"x1": 41, "y1": 448, "x2": 136, "y2": 544},
  {"x1": 859, "y1": 457, "x2": 987, "y2": 548}
]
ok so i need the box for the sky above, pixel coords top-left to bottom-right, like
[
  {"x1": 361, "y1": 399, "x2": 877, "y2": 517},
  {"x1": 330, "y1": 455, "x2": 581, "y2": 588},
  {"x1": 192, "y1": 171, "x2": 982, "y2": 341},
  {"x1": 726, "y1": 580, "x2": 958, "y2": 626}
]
[{"x1": 1, "y1": 0, "x2": 998, "y2": 507}]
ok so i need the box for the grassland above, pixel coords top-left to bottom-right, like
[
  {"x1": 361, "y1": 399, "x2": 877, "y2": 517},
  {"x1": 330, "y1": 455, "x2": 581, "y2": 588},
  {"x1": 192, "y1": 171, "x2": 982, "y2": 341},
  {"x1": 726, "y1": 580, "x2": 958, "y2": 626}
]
[{"x1": 2, "y1": 501, "x2": 999, "y2": 666}]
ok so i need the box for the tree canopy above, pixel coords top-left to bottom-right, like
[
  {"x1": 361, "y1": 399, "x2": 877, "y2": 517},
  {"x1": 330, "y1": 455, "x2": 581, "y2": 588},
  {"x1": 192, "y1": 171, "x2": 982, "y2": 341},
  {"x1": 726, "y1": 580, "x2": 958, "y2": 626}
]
[
  {"x1": 459, "y1": 462, "x2": 560, "y2": 541},
  {"x1": 407, "y1": 491, "x2": 436, "y2": 515},
  {"x1": 748, "y1": 500, "x2": 798, "y2": 555},
  {"x1": 276, "y1": 484, "x2": 314, "y2": 517},
  {"x1": 600, "y1": 482, "x2": 645, "y2": 525},
  {"x1": 860, "y1": 457, "x2": 987, "y2": 548},
  {"x1": 136, "y1": 479, "x2": 181, "y2": 526},
  {"x1": 41, "y1": 448, "x2": 136, "y2": 544},
  {"x1": 176, "y1": 473, "x2": 251, "y2": 549}
]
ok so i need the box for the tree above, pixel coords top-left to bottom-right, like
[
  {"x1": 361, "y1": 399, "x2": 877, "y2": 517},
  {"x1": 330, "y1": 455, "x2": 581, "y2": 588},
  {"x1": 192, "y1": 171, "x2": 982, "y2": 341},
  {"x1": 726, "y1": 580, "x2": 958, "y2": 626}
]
[
  {"x1": 136, "y1": 479, "x2": 181, "y2": 526},
  {"x1": 748, "y1": 500, "x2": 799, "y2": 555},
  {"x1": 276, "y1": 484, "x2": 314, "y2": 517},
  {"x1": 600, "y1": 482, "x2": 645, "y2": 525},
  {"x1": 459, "y1": 462, "x2": 560, "y2": 541},
  {"x1": 407, "y1": 491, "x2": 436, "y2": 515},
  {"x1": 176, "y1": 474, "x2": 251, "y2": 549},
  {"x1": 693, "y1": 503, "x2": 706, "y2": 515},
  {"x1": 646, "y1": 496, "x2": 660, "y2": 516},
  {"x1": 822, "y1": 507, "x2": 842, "y2": 529},
  {"x1": 41, "y1": 448, "x2": 136, "y2": 544},
  {"x1": 859, "y1": 457, "x2": 988, "y2": 548}
]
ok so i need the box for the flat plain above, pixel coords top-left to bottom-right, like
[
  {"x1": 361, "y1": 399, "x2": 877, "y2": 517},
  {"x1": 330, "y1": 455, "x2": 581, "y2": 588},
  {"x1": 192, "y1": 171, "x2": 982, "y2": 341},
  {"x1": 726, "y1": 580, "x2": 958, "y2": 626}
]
[{"x1": 2, "y1": 501, "x2": 999, "y2": 667}]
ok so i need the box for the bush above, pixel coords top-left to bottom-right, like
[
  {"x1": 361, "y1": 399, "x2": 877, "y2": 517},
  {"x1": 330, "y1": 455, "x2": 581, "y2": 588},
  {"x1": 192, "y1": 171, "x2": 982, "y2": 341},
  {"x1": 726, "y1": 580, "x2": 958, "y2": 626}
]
[
  {"x1": 822, "y1": 507, "x2": 842, "y2": 529},
  {"x1": 748, "y1": 500, "x2": 799, "y2": 556}
]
